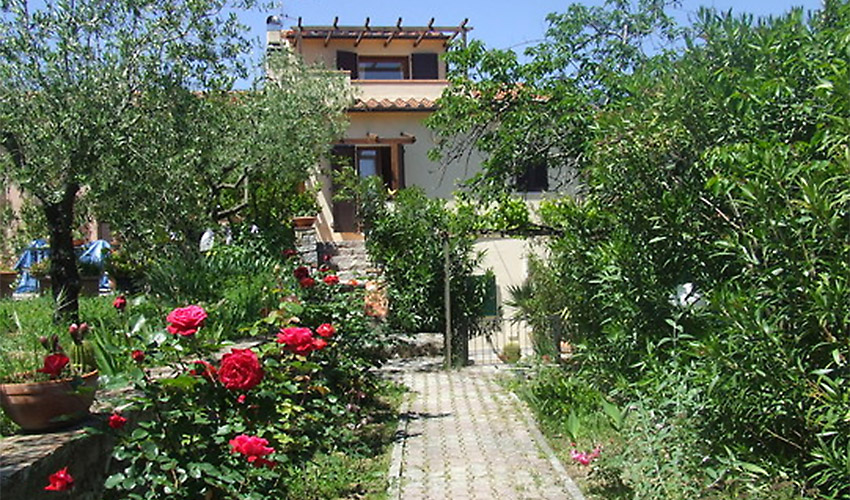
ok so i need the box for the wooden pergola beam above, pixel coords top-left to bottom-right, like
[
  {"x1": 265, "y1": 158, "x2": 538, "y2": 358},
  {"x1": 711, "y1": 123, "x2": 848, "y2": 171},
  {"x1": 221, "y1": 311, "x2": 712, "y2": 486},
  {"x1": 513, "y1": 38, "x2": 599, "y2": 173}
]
[
  {"x1": 385, "y1": 17, "x2": 402, "y2": 47},
  {"x1": 414, "y1": 17, "x2": 435, "y2": 47},
  {"x1": 323, "y1": 16, "x2": 338, "y2": 47},
  {"x1": 354, "y1": 17, "x2": 370, "y2": 47}
]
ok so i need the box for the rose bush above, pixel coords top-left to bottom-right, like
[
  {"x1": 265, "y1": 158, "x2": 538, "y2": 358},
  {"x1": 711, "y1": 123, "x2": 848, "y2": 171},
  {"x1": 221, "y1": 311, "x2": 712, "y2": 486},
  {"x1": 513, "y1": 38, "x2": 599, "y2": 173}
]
[{"x1": 104, "y1": 255, "x2": 398, "y2": 499}]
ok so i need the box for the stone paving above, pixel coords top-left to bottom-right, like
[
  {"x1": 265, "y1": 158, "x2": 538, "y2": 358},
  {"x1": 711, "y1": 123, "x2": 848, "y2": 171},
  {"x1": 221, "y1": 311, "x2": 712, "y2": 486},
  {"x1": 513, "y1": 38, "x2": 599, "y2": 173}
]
[{"x1": 384, "y1": 358, "x2": 586, "y2": 500}]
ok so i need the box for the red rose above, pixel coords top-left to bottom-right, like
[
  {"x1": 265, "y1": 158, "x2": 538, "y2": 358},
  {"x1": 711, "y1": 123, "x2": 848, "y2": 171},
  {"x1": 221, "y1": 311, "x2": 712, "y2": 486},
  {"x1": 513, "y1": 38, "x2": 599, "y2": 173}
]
[
  {"x1": 237, "y1": 394, "x2": 246, "y2": 404},
  {"x1": 283, "y1": 249, "x2": 298, "y2": 258},
  {"x1": 166, "y1": 305, "x2": 207, "y2": 336},
  {"x1": 131, "y1": 349, "x2": 146, "y2": 363},
  {"x1": 218, "y1": 349, "x2": 263, "y2": 391},
  {"x1": 312, "y1": 337, "x2": 328, "y2": 351},
  {"x1": 229, "y1": 434, "x2": 275, "y2": 467},
  {"x1": 293, "y1": 266, "x2": 310, "y2": 280},
  {"x1": 113, "y1": 295, "x2": 127, "y2": 311},
  {"x1": 323, "y1": 274, "x2": 339, "y2": 285},
  {"x1": 108, "y1": 413, "x2": 128, "y2": 429},
  {"x1": 277, "y1": 327, "x2": 316, "y2": 355},
  {"x1": 189, "y1": 360, "x2": 218, "y2": 380},
  {"x1": 44, "y1": 467, "x2": 74, "y2": 491},
  {"x1": 37, "y1": 353, "x2": 69, "y2": 378},
  {"x1": 316, "y1": 323, "x2": 335, "y2": 338},
  {"x1": 299, "y1": 277, "x2": 316, "y2": 288}
]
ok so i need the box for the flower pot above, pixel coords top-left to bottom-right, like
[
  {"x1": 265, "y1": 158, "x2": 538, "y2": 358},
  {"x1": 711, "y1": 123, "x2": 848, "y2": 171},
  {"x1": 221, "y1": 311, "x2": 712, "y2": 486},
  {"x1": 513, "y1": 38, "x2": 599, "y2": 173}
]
[
  {"x1": 292, "y1": 216, "x2": 317, "y2": 228},
  {"x1": 0, "y1": 370, "x2": 99, "y2": 432}
]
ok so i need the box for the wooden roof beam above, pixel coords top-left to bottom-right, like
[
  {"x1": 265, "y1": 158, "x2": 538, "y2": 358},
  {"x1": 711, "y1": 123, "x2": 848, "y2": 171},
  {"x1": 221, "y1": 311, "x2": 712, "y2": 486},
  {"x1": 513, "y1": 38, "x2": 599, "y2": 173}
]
[
  {"x1": 385, "y1": 17, "x2": 402, "y2": 46},
  {"x1": 414, "y1": 17, "x2": 435, "y2": 47},
  {"x1": 354, "y1": 17, "x2": 370, "y2": 47},
  {"x1": 323, "y1": 16, "x2": 338, "y2": 46}
]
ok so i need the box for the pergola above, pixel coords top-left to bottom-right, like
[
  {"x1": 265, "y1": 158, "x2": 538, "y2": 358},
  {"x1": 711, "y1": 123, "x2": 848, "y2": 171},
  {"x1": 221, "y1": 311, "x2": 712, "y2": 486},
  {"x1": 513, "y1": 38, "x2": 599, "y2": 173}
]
[{"x1": 279, "y1": 17, "x2": 471, "y2": 50}]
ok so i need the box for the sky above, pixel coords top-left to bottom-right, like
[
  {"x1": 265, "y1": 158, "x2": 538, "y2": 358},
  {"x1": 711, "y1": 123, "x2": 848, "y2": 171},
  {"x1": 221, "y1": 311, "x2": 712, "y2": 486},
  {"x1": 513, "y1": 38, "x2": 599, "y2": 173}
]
[{"x1": 237, "y1": 0, "x2": 824, "y2": 70}]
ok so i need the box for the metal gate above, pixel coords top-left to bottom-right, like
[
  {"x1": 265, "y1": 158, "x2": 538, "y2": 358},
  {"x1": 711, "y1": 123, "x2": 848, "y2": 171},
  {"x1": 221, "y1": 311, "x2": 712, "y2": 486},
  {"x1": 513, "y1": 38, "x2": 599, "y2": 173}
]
[{"x1": 465, "y1": 315, "x2": 563, "y2": 365}]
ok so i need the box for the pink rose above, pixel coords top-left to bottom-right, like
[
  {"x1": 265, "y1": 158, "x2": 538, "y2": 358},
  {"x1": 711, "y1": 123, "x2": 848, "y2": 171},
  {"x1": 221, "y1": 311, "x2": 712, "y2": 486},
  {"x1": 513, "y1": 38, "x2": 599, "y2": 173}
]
[
  {"x1": 44, "y1": 467, "x2": 74, "y2": 491},
  {"x1": 312, "y1": 337, "x2": 328, "y2": 351},
  {"x1": 316, "y1": 323, "x2": 335, "y2": 338},
  {"x1": 277, "y1": 327, "x2": 316, "y2": 356},
  {"x1": 37, "y1": 353, "x2": 69, "y2": 378},
  {"x1": 166, "y1": 305, "x2": 207, "y2": 336},
  {"x1": 218, "y1": 349, "x2": 263, "y2": 391},
  {"x1": 229, "y1": 434, "x2": 275, "y2": 467}
]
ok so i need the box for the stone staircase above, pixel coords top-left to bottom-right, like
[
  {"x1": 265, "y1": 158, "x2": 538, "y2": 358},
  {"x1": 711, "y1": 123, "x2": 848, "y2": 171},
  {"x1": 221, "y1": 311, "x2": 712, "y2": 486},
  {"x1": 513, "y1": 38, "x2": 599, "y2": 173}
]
[{"x1": 318, "y1": 240, "x2": 379, "y2": 281}]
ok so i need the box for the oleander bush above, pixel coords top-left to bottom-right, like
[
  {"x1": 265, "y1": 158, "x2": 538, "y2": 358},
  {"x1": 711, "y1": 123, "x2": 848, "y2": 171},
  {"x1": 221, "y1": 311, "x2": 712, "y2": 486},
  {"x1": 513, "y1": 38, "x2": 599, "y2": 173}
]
[{"x1": 433, "y1": 1, "x2": 850, "y2": 497}]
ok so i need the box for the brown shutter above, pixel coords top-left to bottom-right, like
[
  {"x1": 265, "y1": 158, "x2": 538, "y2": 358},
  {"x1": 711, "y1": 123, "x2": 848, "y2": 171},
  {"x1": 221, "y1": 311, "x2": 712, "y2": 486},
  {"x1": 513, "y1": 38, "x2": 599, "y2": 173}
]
[
  {"x1": 336, "y1": 51, "x2": 359, "y2": 79},
  {"x1": 331, "y1": 145, "x2": 357, "y2": 232},
  {"x1": 411, "y1": 53, "x2": 438, "y2": 80}
]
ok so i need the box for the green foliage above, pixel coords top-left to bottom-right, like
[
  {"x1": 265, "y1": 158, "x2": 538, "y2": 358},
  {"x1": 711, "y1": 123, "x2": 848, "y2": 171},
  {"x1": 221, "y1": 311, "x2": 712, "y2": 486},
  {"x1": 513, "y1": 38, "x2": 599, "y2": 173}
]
[
  {"x1": 347, "y1": 176, "x2": 492, "y2": 365},
  {"x1": 431, "y1": 0, "x2": 850, "y2": 496}
]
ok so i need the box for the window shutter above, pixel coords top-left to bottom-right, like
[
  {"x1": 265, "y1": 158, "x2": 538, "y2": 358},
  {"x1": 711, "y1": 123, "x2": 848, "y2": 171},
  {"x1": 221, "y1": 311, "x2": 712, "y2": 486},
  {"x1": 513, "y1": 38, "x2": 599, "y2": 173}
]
[
  {"x1": 336, "y1": 51, "x2": 359, "y2": 79},
  {"x1": 411, "y1": 53, "x2": 439, "y2": 80},
  {"x1": 331, "y1": 145, "x2": 357, "y2": 232}
]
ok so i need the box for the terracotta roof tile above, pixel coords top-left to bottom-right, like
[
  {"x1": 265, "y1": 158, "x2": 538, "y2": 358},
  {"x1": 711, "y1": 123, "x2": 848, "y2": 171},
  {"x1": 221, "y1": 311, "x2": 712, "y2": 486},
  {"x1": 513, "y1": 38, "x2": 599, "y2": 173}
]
[{"x1": 350, "y1": 97, "x2": 437, "y2": 111}]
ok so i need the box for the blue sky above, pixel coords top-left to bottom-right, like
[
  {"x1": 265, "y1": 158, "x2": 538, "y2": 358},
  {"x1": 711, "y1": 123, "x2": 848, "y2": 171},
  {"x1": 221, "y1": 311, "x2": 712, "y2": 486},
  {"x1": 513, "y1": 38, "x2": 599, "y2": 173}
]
[{"x1": 239, "y1": 0, "x2": 824, "y2": 68}]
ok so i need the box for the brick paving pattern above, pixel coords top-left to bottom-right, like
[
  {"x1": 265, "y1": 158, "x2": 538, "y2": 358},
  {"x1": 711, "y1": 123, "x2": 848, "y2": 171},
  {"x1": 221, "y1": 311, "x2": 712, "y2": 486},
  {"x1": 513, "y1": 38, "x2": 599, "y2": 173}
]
[{"x1": 384, "y1": 358, "x2": 585, "y2": 500}]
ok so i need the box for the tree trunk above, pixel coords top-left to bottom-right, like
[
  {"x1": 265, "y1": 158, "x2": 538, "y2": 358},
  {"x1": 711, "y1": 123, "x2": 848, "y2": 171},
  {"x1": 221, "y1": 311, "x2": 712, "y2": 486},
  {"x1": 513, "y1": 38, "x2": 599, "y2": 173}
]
[{"x1": 43, "y1": 186, "x2": 80, "y2": 324}]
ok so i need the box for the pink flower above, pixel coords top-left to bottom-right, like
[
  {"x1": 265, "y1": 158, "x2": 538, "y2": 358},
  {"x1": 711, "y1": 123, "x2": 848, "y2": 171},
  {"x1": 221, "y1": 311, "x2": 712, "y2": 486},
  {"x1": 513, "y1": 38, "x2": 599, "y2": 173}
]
[
  {"x1": 44, "y1": 467, "x2": 74, "y2": 491},
  {"x1": 108, "y1": 413, "x2": 128, "y2": 429},
  {"x1": 37, "y1": 353, "x2": 69, "y2": 378},
  {"x1": 237, "y1": 394, "x2": 247, "y2": 404},
  {"x1": 323, "y1": 274, "x2": 339, "y2": 285},
  {"x1": 229, "y1": 434, "x2": 275, "y2": 467},
  {"x1": 570, "y1": 446, "x2": 602, "y2": 466},
  {"x1": 218, "y1": 349, "x2": 264, "y2": 391},
  {"x1": 166, "y1": 305, "x2": 207, "y2": 336},
  {"x1": 113, "y1": 295, "x2": 127, "y2": 311},
  {"x1": 316, "y1": 323, "x2": 335, "y2": 338},
  {"x1": 277, "y1": 326, "x2": 316, "y2": 356}
]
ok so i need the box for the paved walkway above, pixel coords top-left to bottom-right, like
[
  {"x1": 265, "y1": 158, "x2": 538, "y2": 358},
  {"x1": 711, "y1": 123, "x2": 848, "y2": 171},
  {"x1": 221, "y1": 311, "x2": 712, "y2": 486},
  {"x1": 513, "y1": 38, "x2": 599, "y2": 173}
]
[{"x1": 383, "y1": 358, "x2": 586, "y2": 500}]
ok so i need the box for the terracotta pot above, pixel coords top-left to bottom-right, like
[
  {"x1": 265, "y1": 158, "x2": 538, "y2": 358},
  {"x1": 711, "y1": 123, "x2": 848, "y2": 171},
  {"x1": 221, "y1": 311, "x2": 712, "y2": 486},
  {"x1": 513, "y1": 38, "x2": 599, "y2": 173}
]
[
  {"x1": 291, "y1": 216, "x2": 317, "y2": 228},
  {"x1": 0, "y1": 370, "x2": 99, "y2": 432}
]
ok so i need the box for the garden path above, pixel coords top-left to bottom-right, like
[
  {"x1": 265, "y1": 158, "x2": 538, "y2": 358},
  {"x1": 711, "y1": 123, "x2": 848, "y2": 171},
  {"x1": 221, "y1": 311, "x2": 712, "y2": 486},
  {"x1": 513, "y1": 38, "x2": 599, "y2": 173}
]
[{"x1": 383, "y1": 358, "x2": 586, "y2": 500}]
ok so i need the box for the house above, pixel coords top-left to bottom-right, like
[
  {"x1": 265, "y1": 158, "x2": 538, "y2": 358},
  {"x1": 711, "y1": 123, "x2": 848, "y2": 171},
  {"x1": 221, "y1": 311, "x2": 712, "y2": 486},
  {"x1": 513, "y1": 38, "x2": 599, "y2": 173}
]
[
  {"x1": 269, "y1": 17, "x2": 568, "y2": 361},
  {"x1": 268, "y1": 17, "x2": 475, "y2": 241}
]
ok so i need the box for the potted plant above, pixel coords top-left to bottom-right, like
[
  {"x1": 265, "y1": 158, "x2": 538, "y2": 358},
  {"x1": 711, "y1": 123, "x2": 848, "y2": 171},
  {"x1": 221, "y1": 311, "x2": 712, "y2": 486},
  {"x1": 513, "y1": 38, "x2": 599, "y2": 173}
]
[
  {"x1": 0, "y1": 323, "x2": 98, "y2": 432},
  {"x1": 289, "y1": 190, "x2": 319, "y2": 228},
  {"x1": 104, "y1": 247, "x2": 145, "y2": 293},
  {"x1": 27, "y1": 258, "x2": 52, "y2": 293},
  {"x1": 78, "y1": 260, "x2": 102, "y2": 296}
]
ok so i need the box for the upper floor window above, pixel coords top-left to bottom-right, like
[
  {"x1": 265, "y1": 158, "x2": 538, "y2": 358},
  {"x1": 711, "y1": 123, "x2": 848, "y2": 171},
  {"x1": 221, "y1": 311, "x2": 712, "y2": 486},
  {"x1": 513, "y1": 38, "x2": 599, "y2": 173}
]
[
  {"x1": 337, "y1": 51, "x2": 439, "y2": 80},
  {"x1": 358, "y1": 56, "x2": 409, "y2": 80}
]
